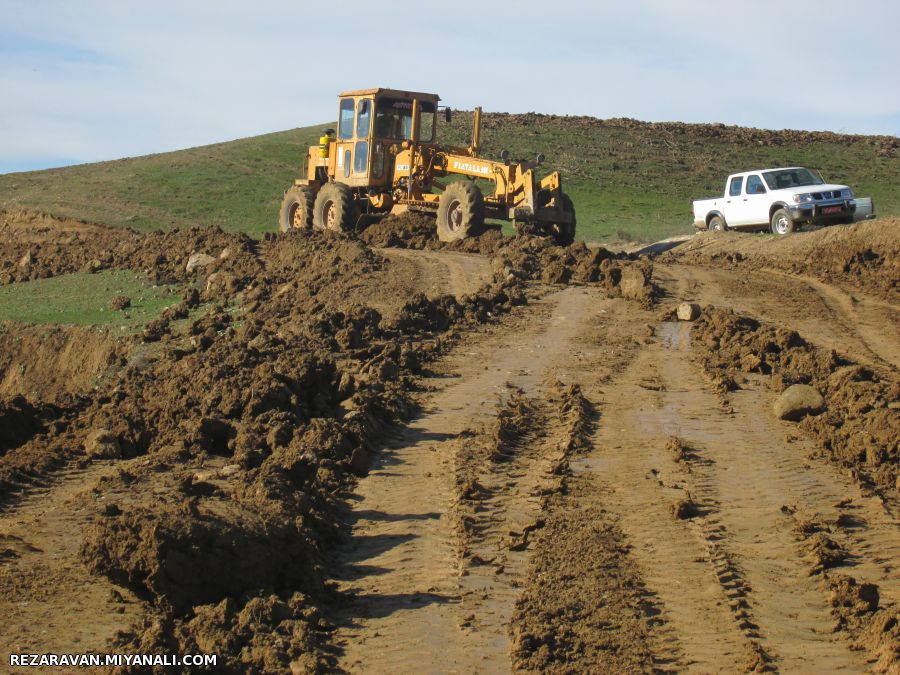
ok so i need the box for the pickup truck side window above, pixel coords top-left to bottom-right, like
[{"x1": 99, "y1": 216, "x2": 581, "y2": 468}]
[
  {"x1": 729, "y1": 177, "x2": 743, "y2": 197},
  {"x1": 746, "y1": 175, "x2": 766, "y2": 194}
]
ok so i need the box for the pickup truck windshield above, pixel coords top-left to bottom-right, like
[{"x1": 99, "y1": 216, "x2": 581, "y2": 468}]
[{"x1": 762, "y1": 168, "x2": 824, "y2": 190}]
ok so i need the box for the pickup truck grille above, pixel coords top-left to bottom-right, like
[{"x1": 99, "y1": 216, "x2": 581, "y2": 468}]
[{"x1": 812, "y1": 190, "x2": 841, "y2": 200}]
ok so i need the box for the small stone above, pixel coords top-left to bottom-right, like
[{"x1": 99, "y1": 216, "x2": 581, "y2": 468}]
[
  {"x1": 774, "y1": 384, "x2": 825, "y2": 421},
  {"x1": 672, "y1": 498, "x2": 699, "y2": 519},
  {"x1": 219, "y1": 247, "x2": 231, "y2": 260},
  {"x1": 348, "y1": 447, "x2": 371, "y2": 476},
  {"x1": 18, "y1": 250, "x2": 32, "y2": 268},
  {"x1": 85, "y1": 429, "x2": 122, "y2": 459},
  {"x1": 676, "y1": 302, "x2": 701, "y2": 321},
  {"x1": 185, "y1": 252, "x2": 216, "y2": 273},
  {"x1": 220, "y1": 464, "x2": 241, "y2": 477}
]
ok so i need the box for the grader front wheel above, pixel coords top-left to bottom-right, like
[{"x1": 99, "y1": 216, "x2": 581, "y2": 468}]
[{"x1": 437, "y1": 181, "x2": 484, "y2": 242}]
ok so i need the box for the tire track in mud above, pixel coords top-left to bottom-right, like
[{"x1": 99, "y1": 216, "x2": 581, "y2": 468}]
[
  {"x1": 0, "y1": 461, "x2": 146, "y2": 657},
  {"x1": 331, "y1": 287, "x2": 601, "y2": 673},
  {"x1": 575, "y1": 318, "x2": 885, "y2": 672},
  {"x1": 376, "y1": 248, "x2": 493, "y2": 299},
  {"x1": 657, "y1": 263, "x2": 900, "y2": 374}
]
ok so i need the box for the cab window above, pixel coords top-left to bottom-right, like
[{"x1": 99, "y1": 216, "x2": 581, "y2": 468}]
[
  {"x1": 729, "y1": 176, "x2": 743, "y2": 197},
  {"x1": 338, "y1": 99, "x2": 354, "y2": 140},
  {"x1": 356, "y1": 99, "x2": 371, "y2": 138},
  {"x1": 746, "y1": 175, "x2": 766, "y2": 195},
  {"x1": 354, "y1": 141, "x2": 368, "y2": 174},
  {"x1": 374, "y1": 98, "x2": 436, "y2": 142}
]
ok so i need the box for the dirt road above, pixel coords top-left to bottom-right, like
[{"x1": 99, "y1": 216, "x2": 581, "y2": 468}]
[
  {"x1": 0, "y1": 214, "x2": 897, "y2": 673},
  {"x1": 330, "y1": 240, "x2": 899, "y2": 672}
]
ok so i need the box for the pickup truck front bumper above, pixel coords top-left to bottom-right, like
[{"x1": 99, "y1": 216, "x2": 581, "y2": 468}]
[{"x1": 788, "y1": 198, "x2": 855, "y2": 224}]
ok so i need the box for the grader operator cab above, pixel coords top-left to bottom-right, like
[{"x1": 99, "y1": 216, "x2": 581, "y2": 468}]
[{"x1": 279, "y1": 88, "x2": 576, "y2": 244}]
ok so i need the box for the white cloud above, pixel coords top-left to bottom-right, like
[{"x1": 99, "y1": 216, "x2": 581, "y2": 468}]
[{"x1": 1, "y1": 0, "x2": 898, "y2": 172}]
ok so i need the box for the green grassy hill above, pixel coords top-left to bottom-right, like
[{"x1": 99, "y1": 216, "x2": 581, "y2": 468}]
[{"x1": 1, "y1": 112, "x2": 897, "y2": 243}]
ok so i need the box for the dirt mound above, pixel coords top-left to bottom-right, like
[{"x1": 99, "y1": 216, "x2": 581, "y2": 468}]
[
  {"x1": 0, "y1": 396, "x2": 56, "y2": 455},
  {"x1": 6, "y1": 221, "x2": 541, "y2": 670},
  {"x1": 357, "y1": 211, "x2": 505, "y2": 255},
  {"x1": 358, "y1": 212, "x2": 657, "y2": 306},
  {"x1": 691, "y1": 307, "x2": 899, "y2": 493},
  {"x1": 82, "y1": 499, "x2": 321, "y2": 615},
  {"x1": 0, "y1": 209, "x2": 262, "y2": 288},
  {"x1": 664, "y1": 219, "x2": 900, "y2": 303}
]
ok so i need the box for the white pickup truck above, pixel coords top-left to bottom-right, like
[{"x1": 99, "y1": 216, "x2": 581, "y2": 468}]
[{"x1": 692, "y1": 167, "x2": 858, "y2": 235}]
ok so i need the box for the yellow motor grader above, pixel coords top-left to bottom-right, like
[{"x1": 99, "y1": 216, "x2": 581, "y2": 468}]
[{"x1": 278, "y1": 88, "x2": 576, "y2": 244}]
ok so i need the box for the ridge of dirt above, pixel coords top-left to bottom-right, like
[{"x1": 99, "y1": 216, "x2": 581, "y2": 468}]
[
  {"x1": 690, "y1": 306, "x2": 899, "y2": 496},
  {"x1": 359, "y1": 212, "x2": 657, "y2": 307},
  {"x1": 505, "y1": 385, "x2": 662, "y2": 673},
  {"x1": 663, "y1": 219, "x2": 900, "y2": 303},
  {"x1": 0, "y1": 210, "x2": 263, "y2": 288},
  {"x1": 474, "y1": 111, "x2": 900, "y2": 152},
  {"x1": 0, "y1": 395, "x2": 58, "y2": 456},
  {"x1": 1, "y1": 222, "x2": 532, "y2": 672}
]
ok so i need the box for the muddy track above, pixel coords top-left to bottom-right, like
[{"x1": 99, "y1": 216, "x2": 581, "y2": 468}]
[
  {"x1": 1, "y1": 211, "x2": 898, "y2": 673},
  {"x1": 376, "y1": 248, "x2": 493, "y2": 299},
  {"x1": 0, "y1": 461, "x2": 147, "y2": 656},
  {"x1": 332, "y1": 287, "x2": 600, "y2": 672},
  {"x1": 656, "y1": 263, "x2": 900, "y2": 373},
  {"x1": 331, "y1": 252, "x2": 897, "y2": 672}
]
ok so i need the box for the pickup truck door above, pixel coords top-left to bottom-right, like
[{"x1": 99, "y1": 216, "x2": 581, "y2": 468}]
[
  {"x1": 721, "y1": 175, "x2": 745, "y2": 225},
  {"x1": 731, "y1": 174, "x2": 770, "y2": 226}
]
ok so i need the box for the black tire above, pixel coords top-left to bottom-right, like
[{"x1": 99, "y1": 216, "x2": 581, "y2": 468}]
[
  {"x1": 437, "y1": 181, "x2": 484, "y2": 242},
  {"x1": 279, "y1": 185, "x2": 315, "y2": 232},
  {"x1": 549, "y1": 193, "x2": 576, "y2": 245},
  {"x1": 707, "y1": 214, "x2": 727, "y2": 232},
  {"x1": 770, "y1": 208, "x2": 794, "y2": 235},
  {"x1": 313, "y1": 182, "x2": 358, "y2": 232}
]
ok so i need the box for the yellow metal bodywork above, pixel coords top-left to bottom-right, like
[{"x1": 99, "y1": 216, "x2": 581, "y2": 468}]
[{"x1": 295, "y1": 88, "x2": 572, "y2": 227}]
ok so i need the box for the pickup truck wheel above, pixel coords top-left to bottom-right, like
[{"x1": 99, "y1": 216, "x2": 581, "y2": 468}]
[
  {"x1": 708, "y1": 215, "x2": 727, "y2": 232},
  {"x1": 437, "y1": 181, "x2": 484, "y2": 242},
  {"x1": 770, "y1": 208, "x2": 794, "y2": 235}
]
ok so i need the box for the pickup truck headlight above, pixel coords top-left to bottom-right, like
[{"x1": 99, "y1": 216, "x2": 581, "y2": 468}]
[
  {"x1": 841, "y1": 188, "x2": 853, "y2": 199},
  {"x1": 792, "y1": 193, "x2": 814, "y2": 204}
]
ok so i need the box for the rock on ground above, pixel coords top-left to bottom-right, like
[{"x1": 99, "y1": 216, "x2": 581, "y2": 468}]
[
  {"x1": 774, "y1": 384, "x2": 825, "y2": 421},
  {"x1": 677, "y1": 302, "x2": 701, "y2": 321}
]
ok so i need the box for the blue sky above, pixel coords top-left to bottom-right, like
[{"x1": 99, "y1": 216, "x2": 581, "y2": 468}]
[{"x1": 2, "y1": 0, "x2": 899, "y2": 174}]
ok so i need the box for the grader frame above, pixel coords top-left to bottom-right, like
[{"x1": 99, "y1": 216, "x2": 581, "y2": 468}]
[{"x1": 279, "y1": 88, "x2": 575, "y2": 244}]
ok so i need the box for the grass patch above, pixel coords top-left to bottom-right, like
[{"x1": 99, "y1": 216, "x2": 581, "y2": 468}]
[
  {"x1": 1, "y1": 111, "x2": 897, "y2": 244},
  {"x1": 0, "y1": 270, "x2": 180, "y2": 328}
]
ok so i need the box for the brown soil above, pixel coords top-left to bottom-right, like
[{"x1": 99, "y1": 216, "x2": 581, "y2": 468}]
[
  {"x1": 663, "y1": 218, "x2": 900, "y2": 304},
  {"x1": 1, "y1": 208, "x2": 899, "y2": 674}
]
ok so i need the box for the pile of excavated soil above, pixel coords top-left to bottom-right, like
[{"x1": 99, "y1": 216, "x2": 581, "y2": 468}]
[
  {"x1": 359, "y1": 212, "x2": 657, "y2": 306},
  {"x1": 664, "y1": 219, "x2": 900, "y2": 303},
  {"x1": 0, "y1": 207, "x2": 662, "y2": 672},
  {"x1": 0, "y1": 396, "x2": 57, "y2": 456},
  {"x1": 691, "y1": 307, "x2": 899, "y2": 493},
  {"x1": 474, "y1": 112, "x2": 900, "y2": 155},
  {"x1": 0, "y1": 209, "x2": 263, "y2": 287},
  {"x1": 0, "y1": 219, "x2": 532, "y2": 672}
]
